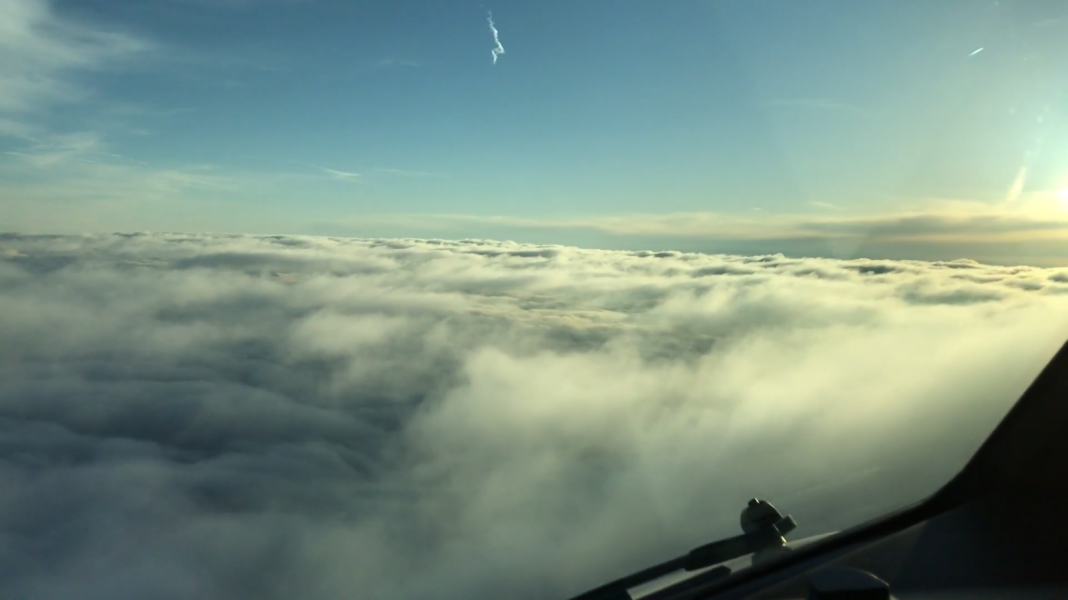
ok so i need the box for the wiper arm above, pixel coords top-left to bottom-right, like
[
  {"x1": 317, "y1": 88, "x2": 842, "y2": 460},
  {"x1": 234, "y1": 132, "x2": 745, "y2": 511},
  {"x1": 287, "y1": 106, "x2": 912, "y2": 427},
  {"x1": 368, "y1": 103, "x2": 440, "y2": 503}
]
[{"x1": 566, "y1": 499, "x2": 797, "y2": 600}]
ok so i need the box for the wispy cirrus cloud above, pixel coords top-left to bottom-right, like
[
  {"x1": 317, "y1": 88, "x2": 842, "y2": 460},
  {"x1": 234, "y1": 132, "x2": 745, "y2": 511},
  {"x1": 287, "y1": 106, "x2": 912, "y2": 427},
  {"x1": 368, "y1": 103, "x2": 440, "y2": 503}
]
[
  {"x1": 2, "y1": 159, "x2": 234, "y2": 201},
  {"x1": 0, "y1": 0, "x2": 151, "y2": 115},
  {"x1": 0, "y1": 0, "x2": 226, "y2": 222},
  {"x1": 0, "y1": 125, "x2": 238, "y2": 225},
  {"x1": 317, "y1": 166, "x2": 362, "y2": 182},
  {"x1": 4, "y1": 130, "x2": 104, "y2": 167}
]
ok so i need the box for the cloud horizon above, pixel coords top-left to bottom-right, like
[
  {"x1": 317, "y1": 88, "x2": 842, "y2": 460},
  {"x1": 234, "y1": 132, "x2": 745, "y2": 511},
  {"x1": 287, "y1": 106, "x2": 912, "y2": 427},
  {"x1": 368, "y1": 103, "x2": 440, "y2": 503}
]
[{"x1": 8, "y1": 192, "x2": 1068, "y2": 267}]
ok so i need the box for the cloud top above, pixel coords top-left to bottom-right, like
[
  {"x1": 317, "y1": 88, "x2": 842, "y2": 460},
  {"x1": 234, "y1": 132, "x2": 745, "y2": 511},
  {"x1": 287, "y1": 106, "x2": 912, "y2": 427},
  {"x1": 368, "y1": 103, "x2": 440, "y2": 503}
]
[{"x1": 1, "y1": 233, "x2": 1066, "y2": 599}]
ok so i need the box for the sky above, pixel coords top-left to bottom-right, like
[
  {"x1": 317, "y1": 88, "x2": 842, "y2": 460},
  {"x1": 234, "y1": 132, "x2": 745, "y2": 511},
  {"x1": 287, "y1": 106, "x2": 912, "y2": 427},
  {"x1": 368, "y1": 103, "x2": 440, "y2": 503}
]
[
  {"x1": 2, "y1": 0, "x2": 1068, "y2": 264},
  {"x1": 2, "y1": 232, "x2": 1067, "y2": 599}
]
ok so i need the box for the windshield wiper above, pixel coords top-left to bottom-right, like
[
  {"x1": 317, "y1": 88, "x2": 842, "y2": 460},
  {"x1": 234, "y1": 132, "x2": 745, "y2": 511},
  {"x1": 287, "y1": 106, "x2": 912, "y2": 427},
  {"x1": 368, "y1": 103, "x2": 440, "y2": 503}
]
[{"x1": 566, "y1": 498, "x2": 797, "y2": 600}]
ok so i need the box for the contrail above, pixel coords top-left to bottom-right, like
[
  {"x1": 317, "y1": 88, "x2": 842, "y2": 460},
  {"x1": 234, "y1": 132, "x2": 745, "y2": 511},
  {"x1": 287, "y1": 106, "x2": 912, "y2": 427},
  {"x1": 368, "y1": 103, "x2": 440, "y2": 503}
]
[
  {"x1": 487, "y1": 11, "x2": 505, "y2": 64},
  {"x1": 969, "y1": 47, "x2": 984, "y2": 56}
]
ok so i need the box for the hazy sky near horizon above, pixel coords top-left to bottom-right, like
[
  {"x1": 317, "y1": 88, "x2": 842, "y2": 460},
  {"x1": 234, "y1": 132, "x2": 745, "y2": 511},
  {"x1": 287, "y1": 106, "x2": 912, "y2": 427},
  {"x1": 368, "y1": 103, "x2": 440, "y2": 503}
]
[{"x1": 2, "y1": 0, "x2": 1068, "y2": 263}]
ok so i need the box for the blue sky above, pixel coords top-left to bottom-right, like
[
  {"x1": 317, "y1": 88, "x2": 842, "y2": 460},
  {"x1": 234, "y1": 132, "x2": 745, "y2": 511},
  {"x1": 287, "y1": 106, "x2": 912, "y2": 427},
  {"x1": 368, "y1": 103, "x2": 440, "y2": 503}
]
[{"x1": 2, "y1": 0, "x2": 1068, "y2": 263}]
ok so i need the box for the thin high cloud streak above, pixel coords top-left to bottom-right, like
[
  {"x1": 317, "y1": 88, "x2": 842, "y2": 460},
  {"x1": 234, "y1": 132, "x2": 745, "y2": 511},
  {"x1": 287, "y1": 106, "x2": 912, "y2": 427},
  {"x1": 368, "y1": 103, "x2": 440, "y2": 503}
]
[
  {"x1": 487, "y1": 11, "x2": 504, "y2": 64},
  {"x1": 2, "y1": 233, "x2": 1067, "y2": 599},
  {"x1": 317, "y1": 166, "x2": 361, "y2": 181}
]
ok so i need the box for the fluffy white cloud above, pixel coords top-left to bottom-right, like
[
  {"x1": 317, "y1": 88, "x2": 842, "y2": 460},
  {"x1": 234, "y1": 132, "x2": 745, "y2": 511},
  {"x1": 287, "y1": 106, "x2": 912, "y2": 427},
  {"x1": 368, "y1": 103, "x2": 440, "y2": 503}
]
[{"x1": 1, "y1": 233, "x2": 1067, "y2": 599}]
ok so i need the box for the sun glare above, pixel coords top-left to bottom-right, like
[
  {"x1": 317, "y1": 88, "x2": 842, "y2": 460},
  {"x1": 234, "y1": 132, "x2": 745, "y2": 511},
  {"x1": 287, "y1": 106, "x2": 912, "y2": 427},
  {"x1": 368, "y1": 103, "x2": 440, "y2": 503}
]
[{"x1": 1057, "y1": 188, "x2": 1068, "y2": 210}]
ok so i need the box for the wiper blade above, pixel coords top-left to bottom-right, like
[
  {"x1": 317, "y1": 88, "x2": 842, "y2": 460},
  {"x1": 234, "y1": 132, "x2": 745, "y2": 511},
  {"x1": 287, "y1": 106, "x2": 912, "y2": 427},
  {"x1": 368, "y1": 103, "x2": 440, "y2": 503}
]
[
  {"x1": 684, "y1": 510, "x2": 796, "y2": 571},
  {"x1": 565, "y1": 499, "x2": 796, "y2": 600}
]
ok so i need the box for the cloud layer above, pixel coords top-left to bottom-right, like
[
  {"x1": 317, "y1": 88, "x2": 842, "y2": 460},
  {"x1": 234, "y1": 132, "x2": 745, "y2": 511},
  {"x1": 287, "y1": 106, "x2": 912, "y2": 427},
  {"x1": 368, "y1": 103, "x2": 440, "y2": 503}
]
[
  {"x1": 322, "y1": 195, "x2": 1068, "y2": 267},
  {"x1": 1, "y1": 233, "x2": 1067, "y2": 599}
]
